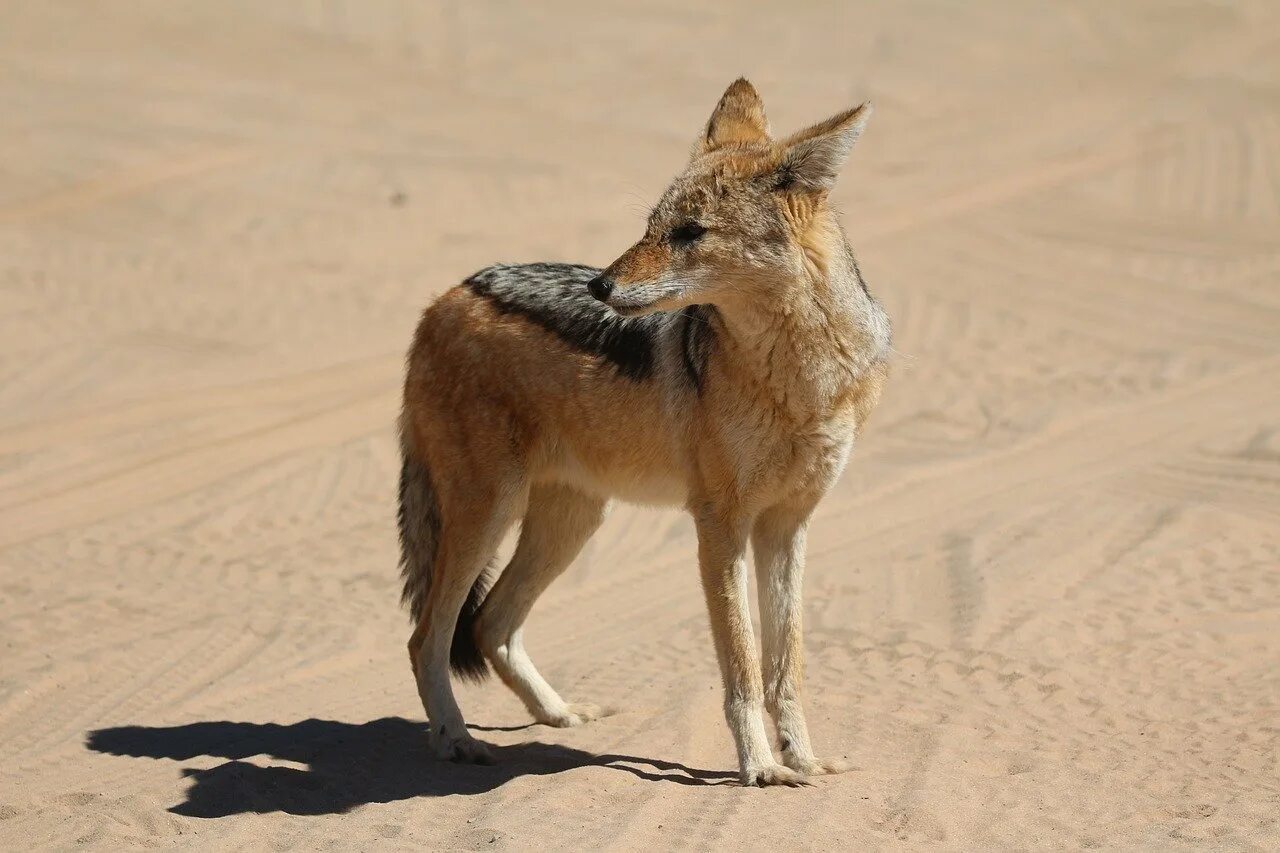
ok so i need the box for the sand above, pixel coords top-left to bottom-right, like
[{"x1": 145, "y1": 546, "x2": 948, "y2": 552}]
[{"x1": 2, "y1": 1, "x2": 1278, "y2": 849}]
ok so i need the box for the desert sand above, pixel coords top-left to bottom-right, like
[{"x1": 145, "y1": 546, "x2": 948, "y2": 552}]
[{"x1": 2, "y1": 1, "x2": 1278, "y2": 849}]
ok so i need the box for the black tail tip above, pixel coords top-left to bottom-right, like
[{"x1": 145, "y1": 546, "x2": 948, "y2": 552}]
[
  {"x1": 449, "y1": 616, "x2": 490, "y2": 683},
  {"x1": 449, "y1": 567, "x2": 493, "y2": 682}
]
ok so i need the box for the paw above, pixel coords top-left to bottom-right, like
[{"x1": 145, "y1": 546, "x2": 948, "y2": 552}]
[
  {"x1": 429, "y1": 729, "x2": 495, "y2": 765},
  {"x1": 782, "y1": 755, "x2": 852, "y2": 776},
  {"x1": 742, "y1": 763, "x2": 810, "y2": 788},
  {"x1": 537, "y1": 703, "x2": 605, "y2": 728}
]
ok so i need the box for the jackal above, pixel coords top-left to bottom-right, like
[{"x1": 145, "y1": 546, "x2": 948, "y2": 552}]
[{"x1": 398, "y1": 79, "x2": 890, "y2": 786}]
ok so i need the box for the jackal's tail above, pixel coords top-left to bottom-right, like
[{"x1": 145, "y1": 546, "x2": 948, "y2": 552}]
[{"x1": 397, "y1": 444, "x2": 491, "y2": 681}]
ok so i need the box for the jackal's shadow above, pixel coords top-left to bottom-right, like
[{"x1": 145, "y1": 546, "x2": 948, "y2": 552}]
[{"x1": 85, "y1": 717, "x2": 733, "y2": 817}]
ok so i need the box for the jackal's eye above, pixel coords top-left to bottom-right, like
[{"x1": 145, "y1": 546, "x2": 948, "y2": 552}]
[{"x1": 669, "y1": 222, "x2": 707, "y2": 245}]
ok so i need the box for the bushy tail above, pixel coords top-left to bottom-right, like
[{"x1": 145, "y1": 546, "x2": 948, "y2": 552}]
[{"x1": 398, "y1": 446, "x2": 492, "y2": 682}]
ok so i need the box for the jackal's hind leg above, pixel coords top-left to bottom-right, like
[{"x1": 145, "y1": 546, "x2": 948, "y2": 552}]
[
  {"x1": 477, "y1": 483, "x2": 608, "y2": 727},
  {"x1": 413, "y1": 485, "x2": 521, "y2": 764}
]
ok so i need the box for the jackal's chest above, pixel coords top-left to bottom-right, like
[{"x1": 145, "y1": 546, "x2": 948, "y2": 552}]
[
  {"x1": 713, "y1": 359, "x2": 887, "y2": 508},
  {"x1": 714, "y1": 411, "x2": 857, "y2": 506}
]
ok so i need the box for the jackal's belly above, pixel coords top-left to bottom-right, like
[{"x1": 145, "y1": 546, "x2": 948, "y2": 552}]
[{"x1": 542, "y1": 438, "x2": 689, "y2": 507}]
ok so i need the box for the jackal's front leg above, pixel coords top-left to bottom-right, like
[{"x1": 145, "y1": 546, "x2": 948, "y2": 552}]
[
  {"x1": 695, "y1": 508, "x2": 805, "y2": 787},
  {"x1": 751, "y1": 502, "x2": 851, "y2": 776}
]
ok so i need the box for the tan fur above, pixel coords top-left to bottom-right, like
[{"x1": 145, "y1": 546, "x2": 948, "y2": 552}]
[{"x1": 399, "y1": 79, "x2": 889, "y2": 785}]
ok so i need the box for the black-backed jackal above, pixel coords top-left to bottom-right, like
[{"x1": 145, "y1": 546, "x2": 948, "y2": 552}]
[{"x1": 399, "y1": 79, "x2": 890, "y2": 786}]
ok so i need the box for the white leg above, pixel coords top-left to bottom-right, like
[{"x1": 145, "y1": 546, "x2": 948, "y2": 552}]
[
  {"x1": 752, "y1": 501, "x2": 850, "y2": 776},
  {"x1": 695, "y1": 505, "x2": 806, "y2": 787},
  {"x1": 413, "y1": 488, "x2": 521, "y2": 763},
  {"x1": 478, "y1": 484, "x2": 607, "y2": 726}
]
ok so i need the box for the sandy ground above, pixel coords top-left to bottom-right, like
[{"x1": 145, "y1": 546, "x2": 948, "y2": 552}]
[{"x1": 2, "y1": 1, "x2": 1279, "y2": 849}]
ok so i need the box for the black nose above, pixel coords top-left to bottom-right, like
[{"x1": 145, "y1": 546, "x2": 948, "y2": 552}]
[{"x1": 587, "y1": 274, "x2": 614, "y2": 302}]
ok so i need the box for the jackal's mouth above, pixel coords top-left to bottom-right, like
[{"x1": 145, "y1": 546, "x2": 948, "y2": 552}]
[{"x1": 607, "y1": 280, "x2": 690, "y2": 316}]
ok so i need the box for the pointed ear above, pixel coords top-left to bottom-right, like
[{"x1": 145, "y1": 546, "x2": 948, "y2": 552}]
[
  {"x1": 777, "y1": 102, "x2": 872, "y2": 192},
  {"x1": 699, "y1": 78, "x2": 770, "y2": 153}
]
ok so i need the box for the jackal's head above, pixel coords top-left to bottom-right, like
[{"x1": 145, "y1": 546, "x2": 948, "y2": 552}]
[{"x1": 588, "y1": 78, "x2": 870, "y2": 316}]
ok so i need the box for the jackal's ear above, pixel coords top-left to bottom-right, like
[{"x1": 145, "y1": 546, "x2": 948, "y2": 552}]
[
  {"x1": 698, "y1": 78, "x2": 770, "y2": 153},
  {"x1": 776, "y1": 101, "x2": 872, "y2": 193}
]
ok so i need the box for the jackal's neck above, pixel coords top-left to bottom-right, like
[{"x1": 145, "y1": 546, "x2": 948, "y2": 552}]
[{"x1": 713, "y1": 228, "x2": 889, "y2": 415}]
